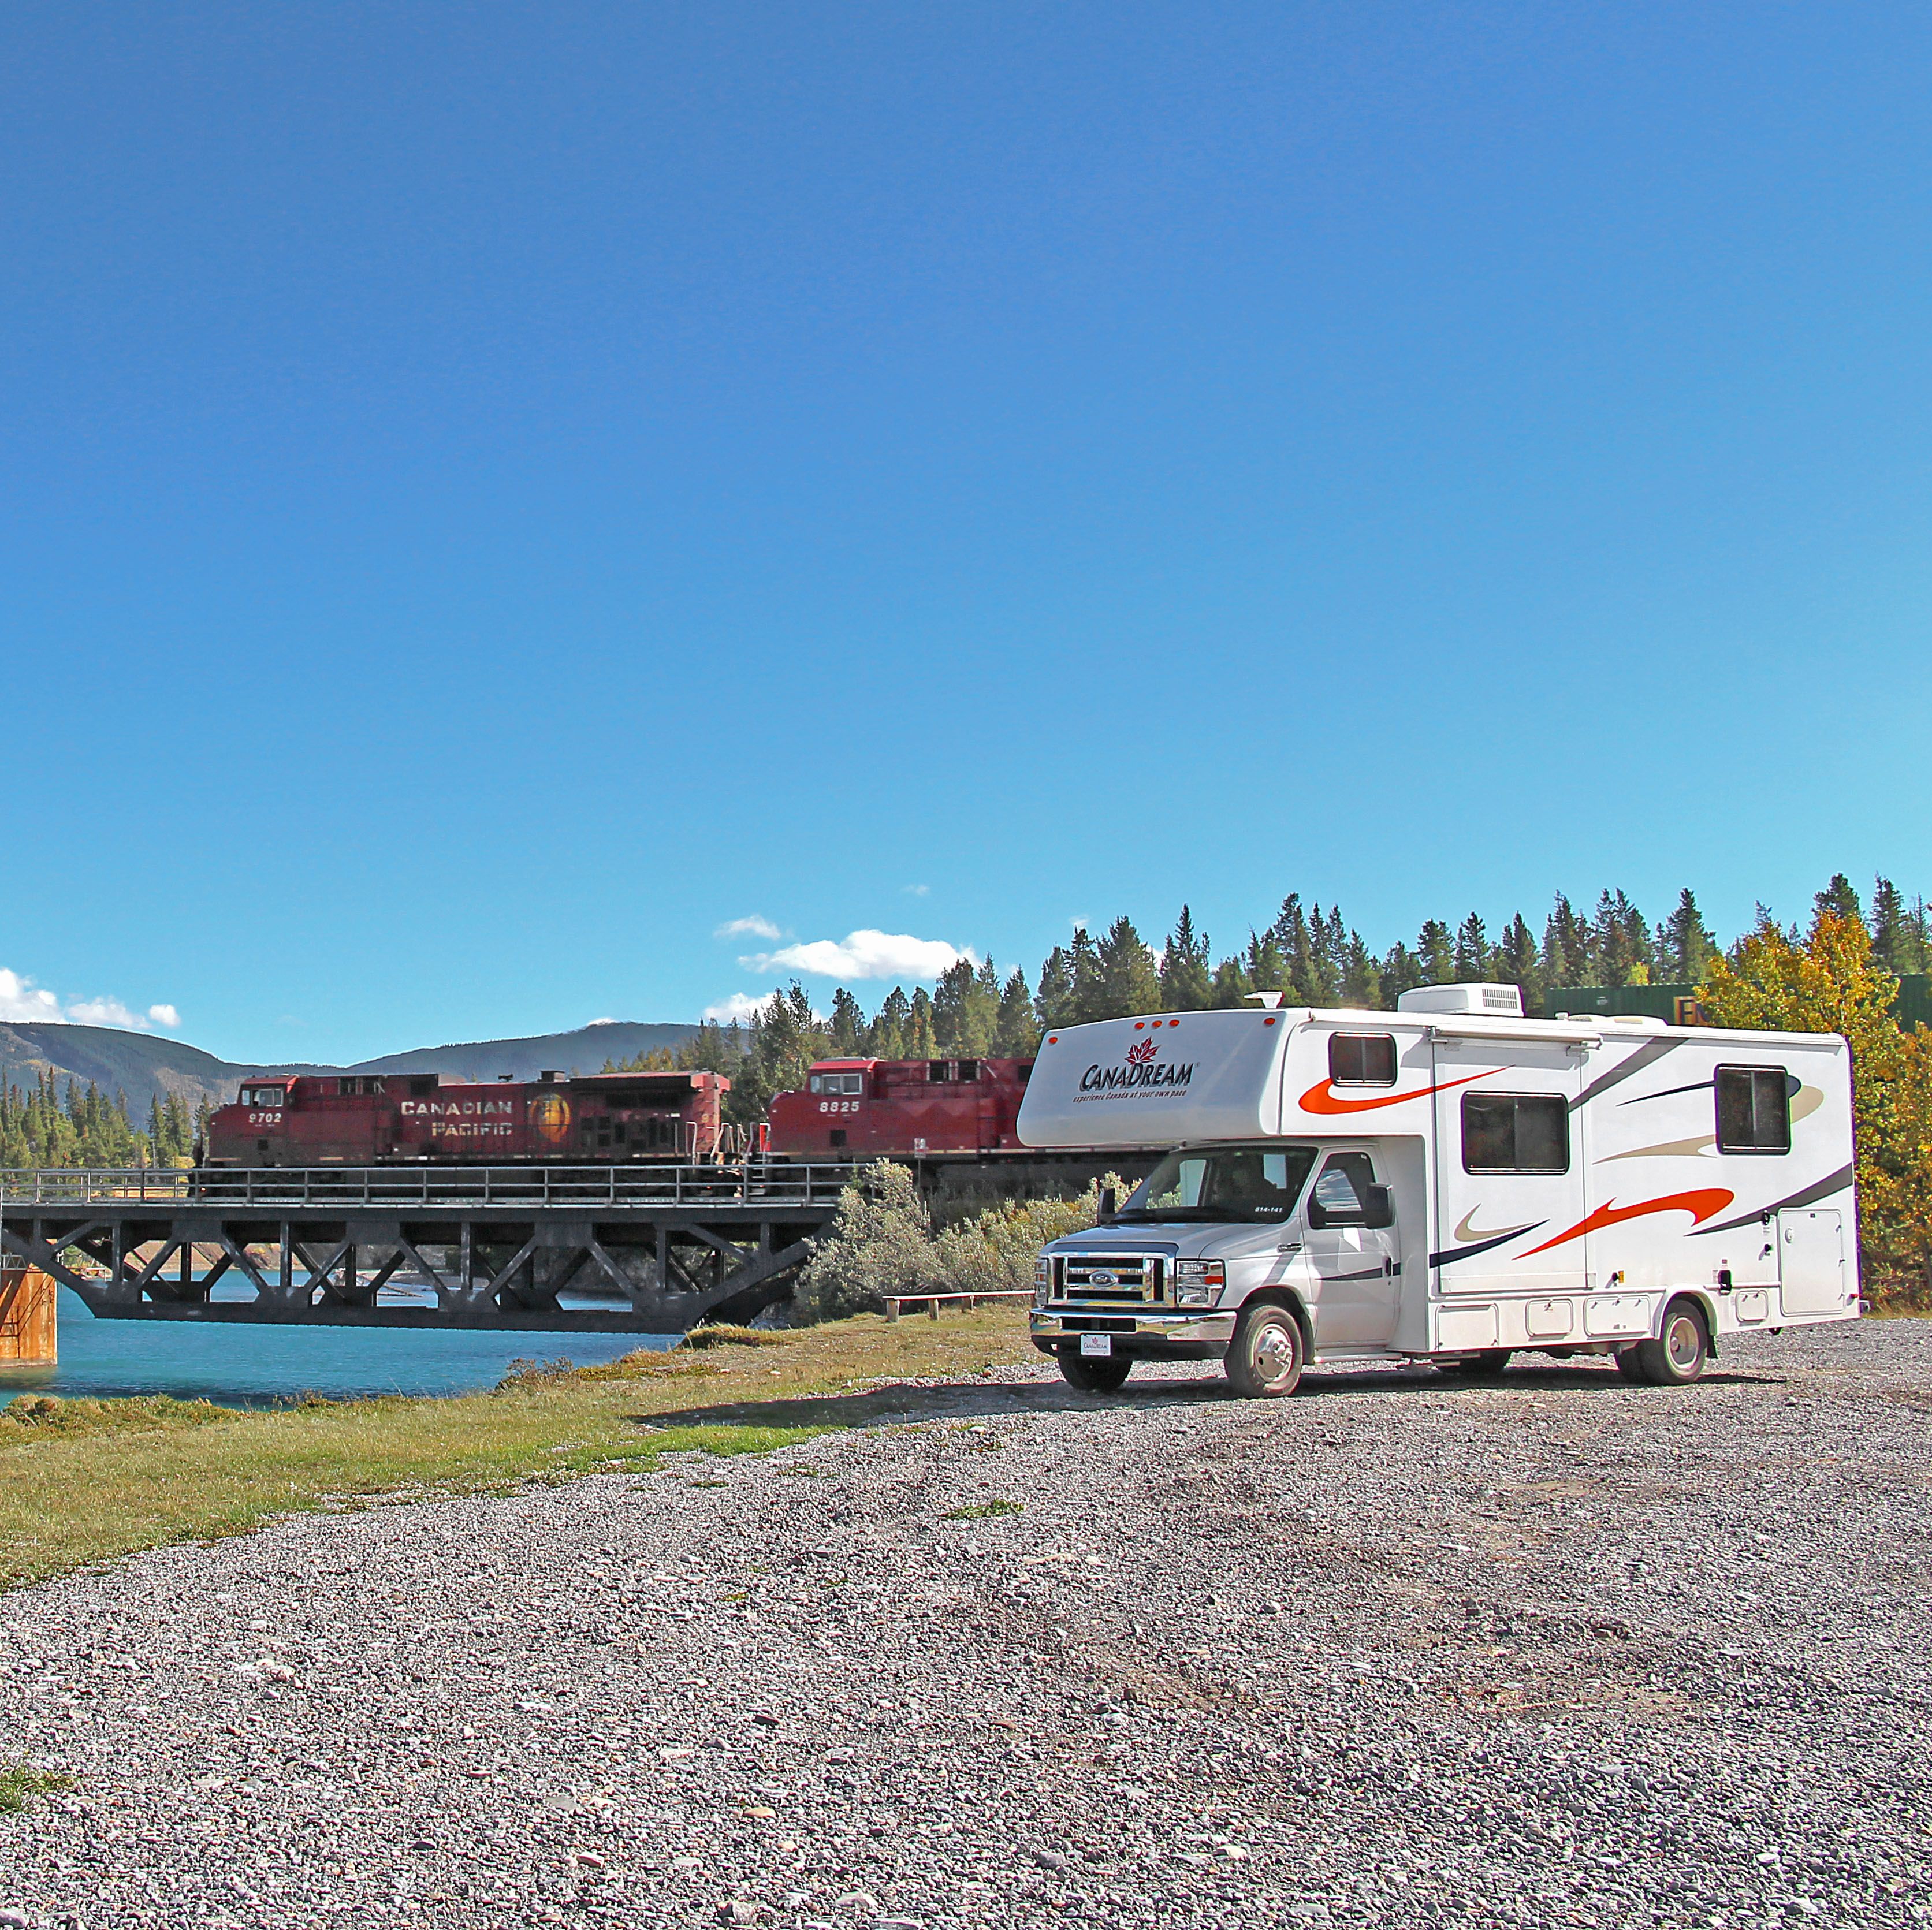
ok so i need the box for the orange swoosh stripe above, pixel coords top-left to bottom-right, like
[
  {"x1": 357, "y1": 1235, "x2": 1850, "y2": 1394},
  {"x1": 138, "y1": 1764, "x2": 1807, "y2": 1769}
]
[
  {"x1": 1521, "y1": 1188, "x2": 1735, "y2": 1257},
  {"x1": 1298, "y1": 1070, "x2": 1495, "y2": 1116}
]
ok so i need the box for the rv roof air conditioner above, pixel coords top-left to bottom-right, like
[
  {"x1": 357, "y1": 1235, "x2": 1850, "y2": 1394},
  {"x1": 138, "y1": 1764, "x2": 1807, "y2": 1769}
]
[{"x1": 1396, "y1": 982, "x2": 1524, "y2": 1018}]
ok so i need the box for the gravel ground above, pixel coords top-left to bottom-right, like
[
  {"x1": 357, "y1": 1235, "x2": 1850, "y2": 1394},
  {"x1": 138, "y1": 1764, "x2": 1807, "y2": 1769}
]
[{"x1": 4, "y1": 1318, "x2": 1931, "y2": 1929}]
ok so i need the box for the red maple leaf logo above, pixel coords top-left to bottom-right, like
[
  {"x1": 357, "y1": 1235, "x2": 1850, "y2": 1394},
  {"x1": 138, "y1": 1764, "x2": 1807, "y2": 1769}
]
[{"x1": 1125, "y1": 1039, "x2": 1159, "y2": 1065}]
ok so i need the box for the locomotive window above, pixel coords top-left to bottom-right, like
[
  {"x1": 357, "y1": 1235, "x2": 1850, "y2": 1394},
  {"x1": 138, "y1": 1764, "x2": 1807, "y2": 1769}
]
[
  {"x1": 928, "y1": 1061, "x2": 953, "y2": 1082},
  {"x1": 1328, "y1": 1033, "x2": 1397, "y2": 1086},
  {"x1": 956, "y1": 1060, "x2": 980, "y2": 1083},
  {"x1": 1715, "y1": 1067, "x2": 1792, "y2": 1154},
  {"x1": 810, "y1": 1072, "x2": 866, "y2": 1096},
  {"x1": 1462, "y1": 1093, "x2": 1569, "y2": 1173}
]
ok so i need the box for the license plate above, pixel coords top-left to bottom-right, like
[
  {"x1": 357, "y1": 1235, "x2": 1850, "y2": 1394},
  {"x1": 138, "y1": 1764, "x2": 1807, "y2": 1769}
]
[{"x1": 1079, "y1": 1333, "x2": 1112, "y2": 1357}]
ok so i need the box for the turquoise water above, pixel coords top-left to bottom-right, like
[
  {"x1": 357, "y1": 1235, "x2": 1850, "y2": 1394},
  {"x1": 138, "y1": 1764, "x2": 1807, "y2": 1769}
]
[{"x1": 0, "y1": 1287, "x2": 671, "y2": 1409}]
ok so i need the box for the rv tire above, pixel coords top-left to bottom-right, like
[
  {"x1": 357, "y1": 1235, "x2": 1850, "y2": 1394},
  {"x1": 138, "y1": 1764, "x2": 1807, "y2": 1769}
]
[
  {"x1": 1631, "y1": 1299, "x2": 1710, "y2": 1387},
  {"x1": 1613, "y1": 1347, "x2": 1646, "y2": 1382},
  {"x1": 1224, "y1": 1299, "x2": 1306, "y2": 1399},
  {"x1": 1058, "y1": 1350, "x2": 1133, "y2": 1394}
]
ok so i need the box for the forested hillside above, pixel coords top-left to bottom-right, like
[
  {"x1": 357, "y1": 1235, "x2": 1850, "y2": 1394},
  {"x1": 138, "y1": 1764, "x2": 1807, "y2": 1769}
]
[{"x1": 641, "y1": 874, "x2": 1931, "y2": 1128}]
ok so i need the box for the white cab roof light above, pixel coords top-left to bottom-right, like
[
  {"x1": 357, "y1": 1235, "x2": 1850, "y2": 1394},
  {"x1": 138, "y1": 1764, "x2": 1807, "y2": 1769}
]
[{"x1": 1395, "y1": 982, "x2": 1524, "y2": 1018}]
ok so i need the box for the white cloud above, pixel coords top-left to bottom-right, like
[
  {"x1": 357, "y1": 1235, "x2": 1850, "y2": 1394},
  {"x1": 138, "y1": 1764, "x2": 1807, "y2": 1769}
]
[
  {"x1": 703, "y1": 990, "x2": 780, "y2": 1023},
  {"x1": 903, "y1": 883, "x2": 930, "y2": 897},
  {"x1": 586, "y1": 1016, "x2": 617, "y2": 1026},
  {"x1": 715, "y1": 914, "x2": 782, "y2": 940},
  {"x1": 0, "y1": 970, "x2": 64, "y2": 1024},
  {"x1": 0, "y1": 968, "x2": 178, "y2": 1032},
  {"x1": 740, "y1": 929, "x2": 971, "y2": 982}
]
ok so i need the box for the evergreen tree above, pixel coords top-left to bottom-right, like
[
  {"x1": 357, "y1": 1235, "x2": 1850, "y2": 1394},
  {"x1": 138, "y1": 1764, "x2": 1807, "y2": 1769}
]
[
  {"x1": 932, "y1": 957, "x2": 996, "y2": 1055},
  {"x1": 1033, "y1": 946, "x2": 1074, "y2": 1033},
  {"x1": 1661, "y1": 888, "x2": 1717, "y2": 983},
  {"x1": 1454, "y1": 912, "x2": 1490, "y2": 982},
  {"x1": 1092, "y1": 916, "x2": 1162, "y2": 1020},
  {"x1": 1066, "y1": 927, "x2": 1103, "y2": 1025},
  {"x1": 1416, "y1": 919, "x2": 1455, "y2": 985},
  {"x1": 992, "y1": 967, "x2": 1038, "y2": 1056},
  {"x1": 1542, "y1": 894, "x2": 1589, "y2": 988},
  {"x1": 1815, "y1": 873, "x2": 1863, "y2": 926},
  {"x1": 867, "y1": 987, "x2": 911, "y2": 1058},
  {"x1": 1341, "y1": 933, "x2": 1383, "y2": 1008},
  {"x1": 1209, "y1": 953, "x2": 1252, "y2": 1007},
  {"x1": 905, "y1": 986, "x2": 939, "y2": 1059},
  {"x1": 1244, "y1": 930, "x2": 1288, "y2": 1001},
  {"x1": 828, "y1": 988, "x2": 867, "y2": 1056},
  {"x1": 1380, "y1": 941, "x2": 1423, "y2": 1004},
  {"x1": 1159, "y1": 907, "x2": 1213, "y2": 1012},
  {"x1": 1497, "y1": 914, "x2": 1540, "y2": 1003}
]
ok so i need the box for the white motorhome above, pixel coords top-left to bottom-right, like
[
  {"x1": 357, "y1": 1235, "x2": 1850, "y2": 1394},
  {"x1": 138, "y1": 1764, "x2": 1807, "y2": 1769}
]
[{"x1": 1017, "y1": 985, "x2": 1857, "y2": 1396}]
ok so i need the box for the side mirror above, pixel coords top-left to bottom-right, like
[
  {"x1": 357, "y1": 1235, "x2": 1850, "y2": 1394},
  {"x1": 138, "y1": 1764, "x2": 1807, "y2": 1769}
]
[
  {"x1": 1097, "y1": 1186, "x2": 1118, "y2": 1223},
  {"x1": 1364, "y1": 1184, "x2": 1394, "y2": 1229},
  {"x1": 1305, "y1": 1199, "x2": 1331, "y2": 1231}
]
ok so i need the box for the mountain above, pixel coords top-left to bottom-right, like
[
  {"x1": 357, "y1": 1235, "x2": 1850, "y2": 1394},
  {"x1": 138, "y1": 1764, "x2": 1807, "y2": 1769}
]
[{"x1": 0, "y1": 1019, "x2": 701, "y2": 1119}]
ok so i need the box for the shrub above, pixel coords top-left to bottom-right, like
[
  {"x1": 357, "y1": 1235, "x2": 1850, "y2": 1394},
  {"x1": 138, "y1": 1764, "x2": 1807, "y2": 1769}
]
[{"x1": 791, "y1": 1162, "x2": 1132, "y2": 1321}]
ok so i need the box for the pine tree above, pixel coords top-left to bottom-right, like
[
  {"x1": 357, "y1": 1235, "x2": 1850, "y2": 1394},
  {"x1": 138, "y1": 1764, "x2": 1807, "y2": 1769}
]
[
  {"x1": 1416, "y1": 919, "x2": 1455, "y2": 986},
  {"x1": 1543, "y1": 894, "x2": 1588, "y2": 988},
  {"x1": 1160, "y1": 907, "x2": 1213, "y2": 1012},
  {"x1": 1815, "y1": 873, "x2": 1863, "y2": 926},
  {"x1": 992, "y1": 968, "x2": 1038, "y2": 1056},
  {"x1": 867, "y1": 987, "x2": 911, "y2": 1058},
  {"x1": 1497, "y1": 914, "x2": 1539, "y2": 1003},
  {"x1": 1033, "y1": 947, "x2": 1074, "y2": 1033},
  {"x1": 1454, "y1": 913, "x2": 1490, "y2": 982},
  {"x1": 1341, "y1": 932, "x2": 1383, "y2": 1009},
  {"x1": 1659, "y1": 888, "x2": 1716, "y2": 983},
  {"x1": 932, "y1": 959, "x2": 980, "y2": 1055},
  {"x1": 1209, "y1": 953, "x2": 1252, "y2": 1007},
  {"x1": 828, "y1": 988, "x2": 867, "y2": 1056},
  {"x1": 905, "y1": 987, "x2": 939, "y2": 1060},
  {"x1": 1380, "y1": 941, "x2": 1422, "y2": 1004},
  {"x1": 1092, "y1": 916, "x2": 1162, "y2": 1021},
  {"x1": 1066, "y1": 927, "x2": 1104, "y2": 1025}
]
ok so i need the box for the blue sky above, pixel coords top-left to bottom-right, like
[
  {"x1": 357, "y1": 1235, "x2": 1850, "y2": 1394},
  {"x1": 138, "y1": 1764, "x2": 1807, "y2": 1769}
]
[{"x1": 3, "y1": 3, "x2": 1929, "y2": 1064}]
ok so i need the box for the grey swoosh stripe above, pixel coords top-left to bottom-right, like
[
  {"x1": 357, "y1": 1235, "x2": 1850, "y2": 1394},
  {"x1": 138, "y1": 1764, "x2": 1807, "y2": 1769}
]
[
  {"x1": 1323, "y1": 1265, "x2": 1388, "y2": 1283},
  {"x1": 1569, "y1": 1037, "x2": 1682, "y2": 1113},
  {"x1": 1690, "y1": 1164, "x2": 1856, "y2": 1236}
]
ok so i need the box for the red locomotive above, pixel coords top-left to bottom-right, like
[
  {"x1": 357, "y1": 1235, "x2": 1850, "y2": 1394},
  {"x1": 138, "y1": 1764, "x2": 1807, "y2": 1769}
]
[
  {"x1": 765, "y1": 1056, "x2": 1034, "y2": 1158},
  {"x1": 205, "y1": 1069, "x2": 731, "y2": 1167}
]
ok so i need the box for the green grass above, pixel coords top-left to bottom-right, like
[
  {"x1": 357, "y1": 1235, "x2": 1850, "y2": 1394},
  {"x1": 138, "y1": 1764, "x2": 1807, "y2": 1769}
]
[
  {"x1": 0, "y1": 1309, "x2": 1040, "y2": 1593},
  {"x1": 0, "y1": 1762, "x2": 73, "y2": 1815}
]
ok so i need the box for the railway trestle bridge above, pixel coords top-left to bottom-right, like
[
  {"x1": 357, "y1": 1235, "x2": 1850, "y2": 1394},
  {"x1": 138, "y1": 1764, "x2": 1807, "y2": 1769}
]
[{"x1": 0, "y1": 1164, "x2": 853, "y2": 1332}]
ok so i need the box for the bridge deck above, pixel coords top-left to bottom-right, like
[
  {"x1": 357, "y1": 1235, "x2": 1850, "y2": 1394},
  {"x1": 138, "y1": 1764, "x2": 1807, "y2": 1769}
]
[{"x1": 0, "y1": 1164, "x2": 853, "y2": 1331}]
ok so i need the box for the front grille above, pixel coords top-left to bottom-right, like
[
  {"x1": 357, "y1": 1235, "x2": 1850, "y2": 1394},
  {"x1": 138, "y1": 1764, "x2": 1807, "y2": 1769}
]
[
  {"x1": 1061, "y1": 1315, "x2": 1139, "y2": 1333},
  {"x1": 1058, "y1": 1254, "x2": 1163, "y2": 1305}
]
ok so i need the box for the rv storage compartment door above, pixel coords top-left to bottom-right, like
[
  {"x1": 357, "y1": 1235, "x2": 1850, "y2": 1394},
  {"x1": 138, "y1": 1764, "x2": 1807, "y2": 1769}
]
[
  {"x1": 1778, "y1": 1209, "x2": 1847, "y2": 1316},
  {"x1": 1431, "y1": 1035, "x2": 1586, "y2": 1305}
]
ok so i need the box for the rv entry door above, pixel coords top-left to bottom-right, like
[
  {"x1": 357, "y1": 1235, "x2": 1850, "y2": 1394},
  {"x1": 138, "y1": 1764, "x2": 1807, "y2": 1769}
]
[{"x1": 1304, "y1": 1151, "x2": 1399, "y2": 1347}]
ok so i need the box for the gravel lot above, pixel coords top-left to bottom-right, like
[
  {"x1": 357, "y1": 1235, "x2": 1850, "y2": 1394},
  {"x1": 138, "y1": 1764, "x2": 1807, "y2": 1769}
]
[{"x1": 3, "y1": 1318, "x2": 1931, "y2": 1929}]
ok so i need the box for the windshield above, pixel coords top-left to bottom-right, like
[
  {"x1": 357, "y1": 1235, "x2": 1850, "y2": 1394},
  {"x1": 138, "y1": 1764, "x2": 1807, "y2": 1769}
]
[{"x1": 1117, "y1": 1143, "x2": 1319, "y2": 1223}]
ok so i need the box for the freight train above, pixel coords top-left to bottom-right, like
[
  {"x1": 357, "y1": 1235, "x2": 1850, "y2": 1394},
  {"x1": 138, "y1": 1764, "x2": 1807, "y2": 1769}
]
[
  {"x1": 206, "y1": 1052, "x2": 1152, "y2": 1201},
  {"x1": 204, "y1": 1069, "x2": 736, "y2": 1167}
]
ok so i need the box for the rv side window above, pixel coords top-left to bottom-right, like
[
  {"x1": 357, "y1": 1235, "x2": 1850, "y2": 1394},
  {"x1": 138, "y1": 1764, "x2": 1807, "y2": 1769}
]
[
  {"x1": 1328, "y1": 1034, "x2": 1397, "y2": 1086},
  {"x1": 1715, "y1": 1066, "x2": 1791, "y2": 1154},
  {"x1": 1462, "y1": 1093, "x2": 1569, "y2": 1173}
]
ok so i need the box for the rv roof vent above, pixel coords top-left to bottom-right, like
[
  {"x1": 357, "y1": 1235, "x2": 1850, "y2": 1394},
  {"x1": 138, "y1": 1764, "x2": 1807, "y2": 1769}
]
[{"x1": 1396, "y1": 982, "x2": 1525, "y2": 1018}]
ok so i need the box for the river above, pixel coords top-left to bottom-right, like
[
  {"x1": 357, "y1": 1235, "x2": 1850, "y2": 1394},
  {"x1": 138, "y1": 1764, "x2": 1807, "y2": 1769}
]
[{"x1": 0, "y1": 1286, "x2": 671, "y2": 1409}]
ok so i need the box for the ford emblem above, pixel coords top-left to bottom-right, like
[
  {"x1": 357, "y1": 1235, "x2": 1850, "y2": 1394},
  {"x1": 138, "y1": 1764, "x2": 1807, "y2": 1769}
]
[{"x1": 1091, "y1": 1270, "x2": 1118, "y2": 1287}]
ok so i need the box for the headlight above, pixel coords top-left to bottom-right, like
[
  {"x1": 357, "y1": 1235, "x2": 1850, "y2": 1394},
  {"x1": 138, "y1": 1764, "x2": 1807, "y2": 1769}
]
[
  {"x1": 1171, "y1": 1258, "x2": 1226, "y2": 1308},
  {"x1": 1033, "y1": 1254, "x2": 1053, "y2": 1309}
]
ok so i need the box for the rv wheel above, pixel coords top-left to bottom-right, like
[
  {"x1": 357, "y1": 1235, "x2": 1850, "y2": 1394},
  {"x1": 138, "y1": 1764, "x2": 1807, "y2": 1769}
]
[
  {"x1": 1059, "y1": 1350, "x2": 1133, "y2": 1394},
  {"x1": 1613, "y1": 1347, "x2": 1646, "y2": 1382},
  {"x1": 1225, "y1": 1301, "x2": 1306, "y2": 1398},
  {"x1": 1629, "y1": 1300, "x2": 1710, "y2": 1387}
]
